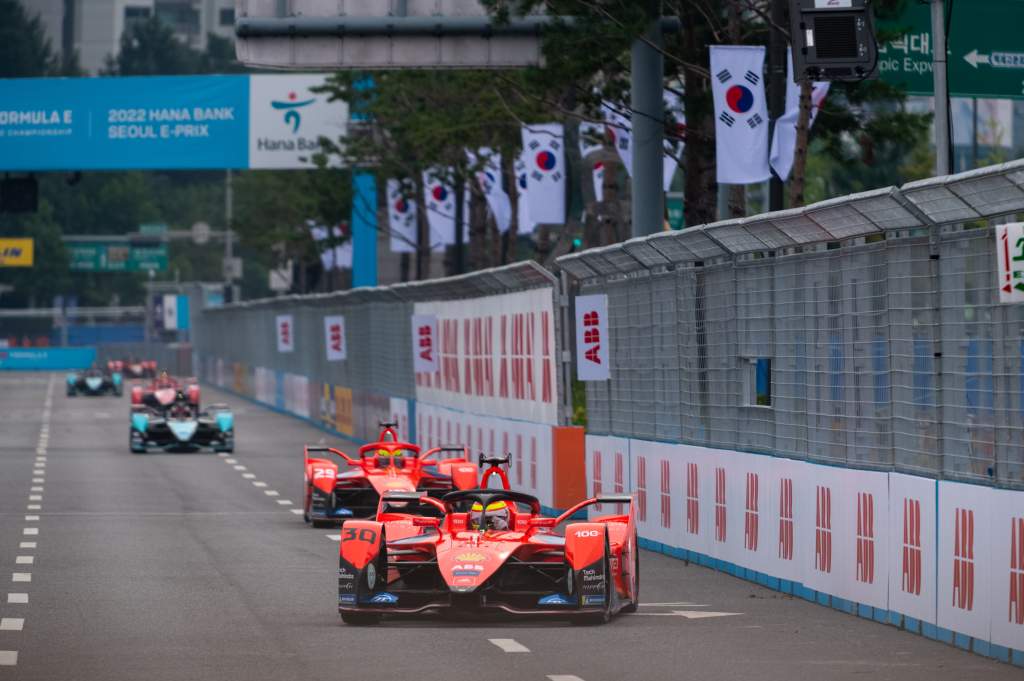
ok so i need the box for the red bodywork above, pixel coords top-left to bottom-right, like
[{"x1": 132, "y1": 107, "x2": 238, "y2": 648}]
[
  {"x1": 303, "y1": 425, "x2": 477, "y2": 524},
  {"x1": 113, "y1": 359, "x2": 157, "y2": 378},
  {"x1": 337, "y1": 489, "x2": 639, "y2": 622},
  {"x1": 130, "y1": 375, "x2": 200, "y2": 410}
]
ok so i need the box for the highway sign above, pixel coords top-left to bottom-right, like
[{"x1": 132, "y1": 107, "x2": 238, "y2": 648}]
[
  {"x1": 877, "y1": 0, "x2": 1024, "y2": 99},
  {"x1": 67, "y1": 241, "x2": 168, "y2": 272}
]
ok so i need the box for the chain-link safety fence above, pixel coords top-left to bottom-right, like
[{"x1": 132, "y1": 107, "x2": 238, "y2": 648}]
[
  {"x1": 558, "y1": 159, "x2": 1024, "y2": 490},
  {"x1": 194, "y1": 261, "x2": 565, "y2": 443}
]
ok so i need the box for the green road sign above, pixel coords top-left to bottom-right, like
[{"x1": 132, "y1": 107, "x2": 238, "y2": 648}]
[
  {"x1": 66, "y1": 241, "x2": 168, "y2": 272},
  {"x1": 666, "y1": 193, "x2": 685, "y2": 230},
  {"x1": 878, "y1": 0, "x2": 1024, "y2": 99}
]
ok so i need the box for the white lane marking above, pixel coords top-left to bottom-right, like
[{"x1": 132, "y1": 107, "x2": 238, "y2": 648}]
[
  {"x1": 34, "y1": 462, "x2": 45, "y2": 468},
  {"x1": 24, "y1": 516, "x2": 39, "y2": 522},
  {"x1": 31, "y1": 478, "x2": 43, "y2": 484},
  {"x1": 28, "y1": 496, "x2": 42, "y2": 502},
  {"x1": 233, "y1": 465, "x2": 246, "y2": 471},
  {"x1": 18, "y1": 543, "x2": 35, "y2": 550},
  {"x1": 15, "y1": 557, "x2": 33, "y2": 565},
  {"x1": 489, "y1": 639, "x2": 530, "y2": 653},
  {"x1": 0, "y1": 651, "x2": 16, "y2": 666},
  {"x1": 290, "y1": 508, "x2": 304, "y2": 515},
  {"x1": 26, "y1": 505, "x2": 40, "y2": 511},
  {"x1": 276, "y1": 499, "x2": 292, "y2": 505},
  {"x1": 264, "y1": 490, "x2": 279, "y2": 497},
  {"x1": 252, "y1": 482, "x2": 267, "y2": 488},
  {"x1": 11, "y1": 574, "x2": 30, "y2": 583},
  {"x1": 35, "y1": 456, "x2": 47, "y2": 462},
  {"x1": 548, "y1": 676, "x2": 586, "y2": 681},
  {"x1": 7, "y1": 594, "x2": 27, "y2": 604},
  {"x1": 242, "y1": 473, "x2": 256, "y2": 479},
  {"x1": 30, "y1": 487, "x2": 43, "y2": 492},
  {"x1": 22, "y1": 528, "x2": 38, "y2": 536},
  {"x1": 0, "y1": 619, "x2": 23, "y2": 632},
  {"x1": 32, "y1": 470, "x2": 44, "y2": 476},
  {"x1": 326, "y1": 534, "x2": 341, "y2": 541},
  {"x1": 217, "y1": 452, "x2": 228, "y2": 457},
  {"x1": 225, "y1": 458, "x2": 237, "y2": 464},
  {"x1": 634, "y1": 610, "x2": 742, "y2": 619}
]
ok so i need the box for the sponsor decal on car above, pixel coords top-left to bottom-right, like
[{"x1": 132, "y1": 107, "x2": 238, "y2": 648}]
[
  {"x1": 455, "y1": 552, "x2": 487, "y2": 562},
  {"x1": 339, "y1": 594, "x2": 356, "y2": 604},
  {"x1": 369, "y1": 592, "x2": 399, "y2": 604},
  {"x1": 581, "y1": 595, "x2": 606, "y2": 606}
]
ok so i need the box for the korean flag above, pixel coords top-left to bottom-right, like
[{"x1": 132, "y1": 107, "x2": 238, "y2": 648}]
[
  {"x1": 514, "y1": 151, "x2": 535, "y2": 235},
  {"x1": 422, "y1": 167, "x2": 456, "y2": 250},
  {"x1": 520, "y1": 123, "x2": 566, "y2": 225},
  {"x1": 387, "y1": 179, "x2": 417, "y2": 254},
  {"x1": 710, "y1": 45, "x2": 771, "y2": 185}
]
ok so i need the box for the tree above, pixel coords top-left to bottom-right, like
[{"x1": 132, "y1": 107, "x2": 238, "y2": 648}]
[
  {"x1": 103, "y1": 17, "x2": 201, "y2": 75},
  {"x1": 0, "y1": 0, "x2": 60, "y2": 77}
]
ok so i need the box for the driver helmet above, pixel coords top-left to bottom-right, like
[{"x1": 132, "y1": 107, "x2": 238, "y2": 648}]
[
  {"x1": 376, "y1": 447, "x2": 402, "y2": 457},
  {"x1": 469, "y1": 500, "x2": 509, "y2": 531},
  {"x1": 156, "y1": 370, "x2": 173, "y2": 386}
]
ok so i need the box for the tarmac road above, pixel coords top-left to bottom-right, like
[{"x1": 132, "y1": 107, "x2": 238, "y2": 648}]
[{"x1": 0, "y1": 372, "x2": 1018, "y2": 681}]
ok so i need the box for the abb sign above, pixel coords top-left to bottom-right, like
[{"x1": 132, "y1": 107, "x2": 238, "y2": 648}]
[
  {"x1": 574, "y1": 294, "x2": 609, "y2": 381},
  {"x1": 323, "y1": 315, "x2": 346, "y2": 361},
  {"x1": 411, "y1": 314, "x2": 438, "y2": 373},
  {"x1": 275, "y1": 314, "x2": 294, "y2": 353}
]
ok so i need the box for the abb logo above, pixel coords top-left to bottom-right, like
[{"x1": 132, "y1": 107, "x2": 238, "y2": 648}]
[
  {"x1": 1010, "y1": 517, "x2": 1024, "y2": 625},
  {"x1": 952, "y1": 507, "x2": 975, "y2": 611},
  {"x1": 855, "y1": 492, "x2": 875, "y2": 584},
  {"x1": 714, "y1": 467, "x2": 726, "y2": 543},
  {"x1": 613, "y1": 452, "x2": 625, "y2": 514},
  {"x1": 582, "y1": 311, "x2": 602, "y2": 365},
  {"x1": 660, "y1": 460, "x2": 671, "y2": 529},
  {"x1": 902, "y1": 498, "x2": 922, "y2": 596},
  {"x1": 329, "y1": 324, "x2": 343, "y2": 352},
  {"x1": 418, "y1": 324, "x2": 434, "y2": 363},
  {"x1": 636, "y1": 457, "x2": 647, "y2": 523},
  {"x1": 744, "y1": 472, "x2": 759, "y2": 552},
  {"x1": 276, "y1": 314, "x2": 294, "y2": 353},
  {"x1": 279, "y1": 320, "x2": 291, "y2": 345},
  {"x1": 686, "y1": 463, "x2": 699, "y2": 535},
  {"x1": 778, "y1": 478, "x2": 794, "y2": 561},
  {"x1": 815, "y1": 486, "x2": 832, "y2": 574}
]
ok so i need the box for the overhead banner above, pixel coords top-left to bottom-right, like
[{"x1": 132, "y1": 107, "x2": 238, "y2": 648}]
[
  {"x1": 411, "y1": 314, "x2": 438, "y2": 373},
  {"x1": 0, "y1": 74, "x2": 345, "y2": 171},
  {"x1": 323, "y1": 315, "x2": 346, "y2": 361},
  {"x1": 575, "y1": 294, "x2": 610, "y2": 381},
  {"x1": 276, "y1": 314, "x2": 294, "y2": 353},
  {"x1": 0, "y1": 238, "x2": 33, "y2": 267}
]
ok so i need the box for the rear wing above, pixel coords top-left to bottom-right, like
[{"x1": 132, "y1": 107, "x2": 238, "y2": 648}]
[
  {"x1": 304, "y1": 445, "x2": 358, "y2": 466},
  {"x1": 421, "y1": 445, "x2": 469, "y2": 461}
]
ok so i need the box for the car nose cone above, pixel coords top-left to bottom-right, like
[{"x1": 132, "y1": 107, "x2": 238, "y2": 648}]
[{"x1": 168, "y1": 420, "x2": 198, "y2": 441}]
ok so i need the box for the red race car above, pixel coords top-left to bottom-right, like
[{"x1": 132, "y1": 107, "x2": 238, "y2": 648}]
[
  {"x1": 302, "y1": 422, "x2": 478, "y2": 527},
  {"x1": 109, "y1": 358, "x2": 157, "y2": 379},
  {"x1": 131, "y1": 372, "x2": 200, "y2": 413},
  {"x1": 336, "y1": 485, "x2": 639, "y2": 625}
]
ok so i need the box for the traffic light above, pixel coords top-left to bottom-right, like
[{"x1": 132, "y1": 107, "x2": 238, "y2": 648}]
[{"x1": 789, "y1": 0, "x2": 878, "y2": 82}]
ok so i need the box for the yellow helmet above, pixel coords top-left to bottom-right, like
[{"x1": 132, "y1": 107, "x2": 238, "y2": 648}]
[
  {"x1": 470, "y1": 500, "x2": 509, "y2": 513},
  {"x1": 376, "y1": 447, "x2": 398, "y2": 457}
]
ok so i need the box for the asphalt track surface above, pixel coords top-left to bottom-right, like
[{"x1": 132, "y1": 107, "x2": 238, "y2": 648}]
[{"x1": 0, "y1": 372, "x2": 1019, "y2": 681}]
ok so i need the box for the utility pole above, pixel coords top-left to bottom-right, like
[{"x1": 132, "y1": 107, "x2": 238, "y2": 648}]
[
  {"x1": 453, "y1": 176, "x2": 465, "y2": 274},
  {"x1": 930, "y1": 0, "x2": 950, "y2": 175},
  {"x1": 224, "y1": 169, "x2": 234, "y2": 301},
  {"x1": 767, "y1": 0, "x2": 787, "y2": 211},
  {"x1": 630, "y1": 0, "x2": 665, "y2": 238}
]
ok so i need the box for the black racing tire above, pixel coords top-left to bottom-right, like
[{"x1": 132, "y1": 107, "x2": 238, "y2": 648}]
[
  {"x1": 340, "y1": 610, "x2": 381, "y2": 625},
  {"x1": 311, "y1": 518, "x2": 334, "y2": 529},
  {"x1": 571, "y1": 535, "x2": 613, "y2": 626},
  {"x1": 620, "y1": 533, "x2": 640, "y2": 614},
  {"x1": 67, "y1": 389, "x2": 76, "y2": 397}
]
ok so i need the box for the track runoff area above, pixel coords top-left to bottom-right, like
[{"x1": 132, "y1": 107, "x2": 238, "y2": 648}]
[{"x1": 0, "y1": 373, "x2": 1015, "y2": 681}]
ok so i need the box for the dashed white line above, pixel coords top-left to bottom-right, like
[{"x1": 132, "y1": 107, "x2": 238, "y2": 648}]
[
  {"x1": 6, "y1": 594, "x2": 27, "y2": 604},
  {"x1": 242, "y1": 473, "x2": 256, "y2": 479},
  {"x1": 26, "y1": 505, "x2": 40, "y2": 511},
  {"x1": 252, "y1": 481, "x2": 267, "y2": 488},
  {"x1": 0, "y1": 619, "x2": 24, "y2": 632},
  {"x1": 233, "y1": 465, "x2": 247, "y2": 471},
  {"x1": 548, "y1": 676, "x2": 586, "y2": 681},
  {"x1": 0, "y1": 651, "x2": 17, "y2": 666},
  {"x1": 15, "y1": 557, "x2": 33, "y2": 566},
  {"x1": 28, "y1": 495, "x2": 42, "y2": 502},
  {"x1": 225, "y1": 458, "x2": 237, "y2": 464},
  {"x1": 216, "y1": 452, "x2": 228, "y2": 458},
  {"x1": 489, "y1": 638, "x2": 530, "y2": 653},
  {"x1": 22, "y1": 528, "x2": 38, "y2": 536},
  {"x1": 31, "y1": 478, "x2": 43, "y2": 484},
  {"x1": 24, "y1": 516, "x2": 39, "y2": 522},
  {"x1": 290, "y1": 508, "x2": 305, "y2": 515},
  {"x1": 11, "y1": 574, "x2": 30, "y2": 583},
  {"x1": 33, "y1": 462, "x2": 45, "y2": 468},
  {"x1": 325, "y1": 534, "x2": 341, "y2": 541},
  {"x1": 276, "y1": 499, "x2": 292, "y2": 505},
  {"x1": 30, "y1": 487, "x2": 43, "y2": 492},
  {"x1": 264, "y1": 490, "x2": 279, "y2": 497},
  {"x1": 18, "y1": 543, "x2": 35, "y2": 550}
]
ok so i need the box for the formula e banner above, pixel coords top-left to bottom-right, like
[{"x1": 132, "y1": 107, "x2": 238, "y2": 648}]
[{"x1": 0, "y1": 74, "x2": 346, "y2": 171}]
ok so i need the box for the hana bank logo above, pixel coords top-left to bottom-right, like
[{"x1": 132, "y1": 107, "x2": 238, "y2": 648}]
[{"x1": 271, "y1": 91, "x2": 315, "y2": 133}]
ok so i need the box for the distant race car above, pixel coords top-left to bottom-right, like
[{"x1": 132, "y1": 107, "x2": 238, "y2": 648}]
[
  {"x1": 109, "y1": 358, "x2": 157, "y2": 379},
  {"x1": 129, "y1": 390, "x2": 234, "y2": 453},
  {"x1": 67, "y1": 367, "x2": 122, "y2": 397},
  {"x1": 131, "y1": 374, "x2": 200, "y2": 413},
  {"x1": 302, "y1": 422, "x2": 478, "y2": 527},
  {"x1": 336, "y1": 487, "x2": 639, "y2": 625}
]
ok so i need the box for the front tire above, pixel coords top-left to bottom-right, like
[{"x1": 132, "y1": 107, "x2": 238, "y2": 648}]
[{"x1": 621, "y1": 534, "x2": 640, "y2": 614}]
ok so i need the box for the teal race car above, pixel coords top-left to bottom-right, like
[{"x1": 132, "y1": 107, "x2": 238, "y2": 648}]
[
  {"x1": 130, "y1": 393, "x2": 234, "y2": 453},
  {"x1": 67, "y1": 367, "x2": 123, "y2": 397}
]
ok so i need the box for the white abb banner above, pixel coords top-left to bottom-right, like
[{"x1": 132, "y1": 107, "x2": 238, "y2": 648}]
[
  {"x1": 323, "y1": 314, "x2": 346, "y2": 361},
  {"x1": 413, "y1": 288, "x2": 558, "y2": 425},
  {"x1": 416, "y1": 402, "x2": 553, "y2": 507},
  {"x1": 254, "y1": 366, "x2": 275, "y2": 404},
  {"x1": 275, "y1": 314, "x2": 294, "y2": 353},
  {"x1": 283, "y1": 372, "x2": 309, "y2": 419},
  {"x1": 410, "y1": 314, "x2": 439, "y2": 373},
  {"x1": 575, "y1": 294, "x2": 610, "y2": 381},
  {"x1": 586, "y1": 435, "x2": 1024, "y2": 651}
]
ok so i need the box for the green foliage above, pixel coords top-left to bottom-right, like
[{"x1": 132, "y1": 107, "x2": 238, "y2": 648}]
[{"x1": 0, "y1": 0, "x2": 59, "y2": 77}]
